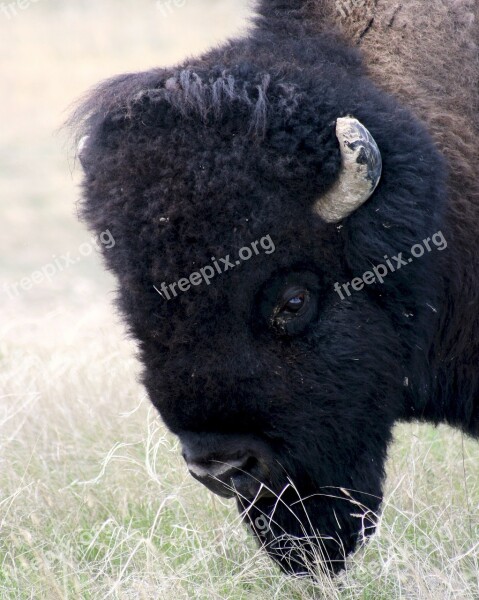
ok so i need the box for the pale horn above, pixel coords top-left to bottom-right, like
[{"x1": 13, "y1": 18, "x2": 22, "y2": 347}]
[
  {"x1": 77, "y1": 135, "x2": 90, "y2": 169},
  {"x1": 314, "y1": 117, "x2": 382, "y2": 223}
]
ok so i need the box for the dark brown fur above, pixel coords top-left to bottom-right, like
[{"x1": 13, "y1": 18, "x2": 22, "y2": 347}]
[{"x1": 340, "y1": 0, "x2": 479, "y2": 427}]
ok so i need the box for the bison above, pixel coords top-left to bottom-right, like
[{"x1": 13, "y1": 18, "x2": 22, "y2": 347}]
[{"x1": 71, "y1": 0, "x2": 479, "y2": 576}]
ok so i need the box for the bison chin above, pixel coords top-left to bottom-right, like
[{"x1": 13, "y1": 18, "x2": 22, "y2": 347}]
[{"x1": 236, "y1": 484, "x2": 381, "y2": 576}]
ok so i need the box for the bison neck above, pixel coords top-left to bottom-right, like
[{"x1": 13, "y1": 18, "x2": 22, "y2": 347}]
[
  {"x1": 339, "y1": 2, "x2": 479, "y2": 436},
  {"x1": 255, "y1": 2, "x2": 479, "y2": 434}
]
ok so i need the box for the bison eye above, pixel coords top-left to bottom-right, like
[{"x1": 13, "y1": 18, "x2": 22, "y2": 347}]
[
  {"x1": 256, "y1": 272, "x2": 320, "y2": 338},
  {"x1": 271, "y1": 287, "x2": 316, "y2": 336},
  {"x1": 282, "y1": 291, "x2": 307, "y2": 313}
]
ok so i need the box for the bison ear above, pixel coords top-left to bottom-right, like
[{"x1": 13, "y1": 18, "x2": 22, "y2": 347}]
[{"x1": 313, "y1": 117, "x2": 382, "y2": 223}]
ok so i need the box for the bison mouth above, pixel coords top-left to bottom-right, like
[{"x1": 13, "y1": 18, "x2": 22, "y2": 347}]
[
  {"x1": 180, "y1": 431, "x2": 381, "y2": 575},
  {"x1": 236, "y1": 484, "x2": 379, "y2": 576},
  {"x1": 190, "y1": 462, "x2": 379, "y2": 576}
]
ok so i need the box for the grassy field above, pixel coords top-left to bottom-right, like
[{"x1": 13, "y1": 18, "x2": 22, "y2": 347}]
[{"x1": 0, "y1": 2, "x2": 478, "y2": 598}]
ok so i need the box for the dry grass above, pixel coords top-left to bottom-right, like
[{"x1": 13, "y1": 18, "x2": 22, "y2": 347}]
[
  {"x1": 1, "y1": 308, "x2": 478, "y2": 599},
  {"x1": 0, "y1": 2, "x2": 478, "y2": 598}
]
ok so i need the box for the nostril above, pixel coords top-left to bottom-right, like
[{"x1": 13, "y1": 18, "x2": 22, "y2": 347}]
[
  {"x1": 179, "y1": 433, "x2": 275, "y2": 499},
  {"x1": 187, "y1": 455, "x2": 249, "y2": 480}
]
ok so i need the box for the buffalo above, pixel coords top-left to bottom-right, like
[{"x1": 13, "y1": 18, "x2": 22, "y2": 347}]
[{"x1": 71, "y1": 0, "x2": 479, "y2": 575}]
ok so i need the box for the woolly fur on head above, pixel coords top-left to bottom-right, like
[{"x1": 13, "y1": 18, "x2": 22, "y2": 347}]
[{"x1": 70, "y1": 0, "x2": 478, "y2": 576}]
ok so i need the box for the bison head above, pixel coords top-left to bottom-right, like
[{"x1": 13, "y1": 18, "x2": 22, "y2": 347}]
[{"x1": 73, "y1": 32, "x2": 446, "y2": 575}]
